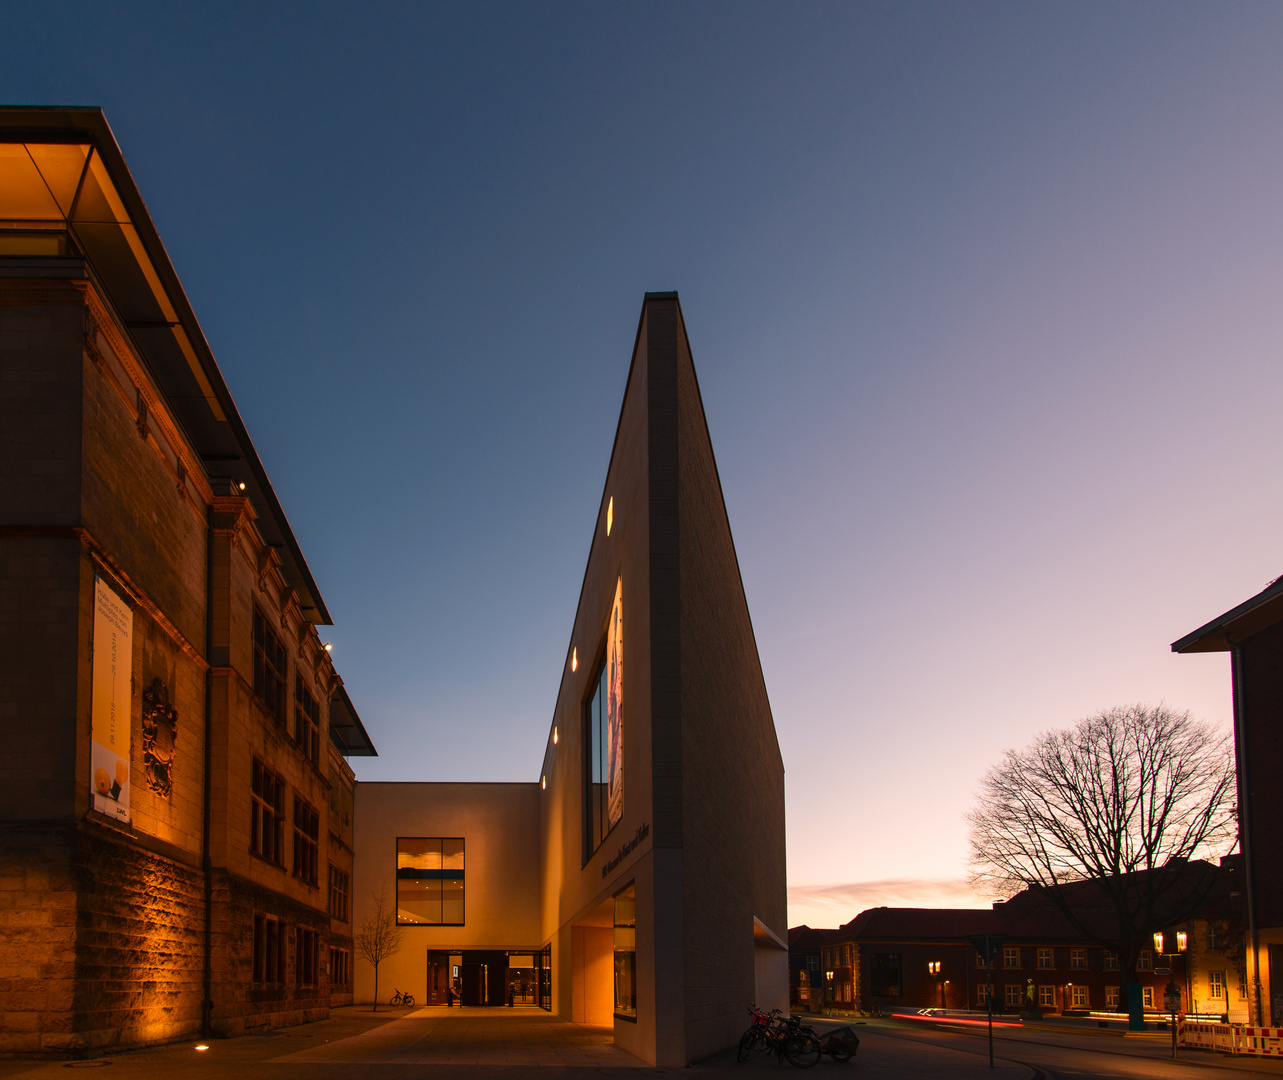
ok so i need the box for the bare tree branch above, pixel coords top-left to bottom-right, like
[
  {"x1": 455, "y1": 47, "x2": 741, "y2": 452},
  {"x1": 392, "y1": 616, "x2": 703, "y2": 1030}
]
[
  {"x1": 356, "y1": 887, "x2": 405, "y2": 1010},
  {"x1": 967, "y1": 704, "x2": 1235, "y2": 978}
]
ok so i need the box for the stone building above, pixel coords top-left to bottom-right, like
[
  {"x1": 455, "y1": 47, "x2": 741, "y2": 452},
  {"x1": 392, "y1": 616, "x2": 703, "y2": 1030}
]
[
  {"x1": 0, "y1": 107, "x2": 374, "y2": 1054},
  {"x1": 352, "y1": 293, "x2": 790, "y2": 1067}
]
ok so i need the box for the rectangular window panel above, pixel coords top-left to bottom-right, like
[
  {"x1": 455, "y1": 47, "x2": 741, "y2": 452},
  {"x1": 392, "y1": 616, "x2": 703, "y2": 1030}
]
[
  {"x1": 253, "y1": 608, "x2": 287, "y2": 725},
  {"x1": 329, "y1": 866, "x2": 350, "y2": 921},
  {"x1": 293, "y1": 797, "x2": 319, "y2": 886},
  {"x1": 1143, "y1": 987, "x2": 1154, "y2": 1008},
  {"x1": 1072, "y1": 985, "x2": 1089, "y2": 1008},
  {"x1": 1106, "y1": 986, "x2": 1120, "y2": 1008},
  {"x1": 1136, "y1": 950, "x2": 1152, "y2": 971},
  {"x1": 614, "y1": 883, "x2": 637, "y2": 1017},
  {"x1": 251, "y1": 758, "x2": 286, "y2": 867},
  {"x1": 397, "y1": 837, "x2": 464, "y2": 925},
  {"x1": 1003, "y1": 947, "x2": 1020, "y2": 969},
  {"x1": 1104, "y1": 951, "x2": 1119, "y2": 970},
  {"x1": 1039, "y1": 985, "x2": 1055, "y2": 1007},
  {"x1": 870, "y1": 953, "x2": 901, "y2": 997},
  {"x1": 977, "y1": 984, "x2": 989, "y2": 1005},
  {"x1": 295, "y1": 674, "x2": 320, "y2": 765},
  {"x1": 1037, "y1": 948, "x2": 1054, "y2": 969},
  {"x1": 1005, "y1": 984, "x2": 1022, "y2": 1006},
  {"x1": 296, "y1": 926, "x2": 317, "y2": 987},
  {"x1": 252, "y1": 913, "x2": 286, "y2": 985},
  {"x1": 584, "y1": 579, "x2": 623, "y2": 860},
  {"x1": 1070, "y1": 948, "x2": 1086, "y2": 969},
  {"x1": 1209, "y1": 971, "x2": 1225, "y2": 999}
]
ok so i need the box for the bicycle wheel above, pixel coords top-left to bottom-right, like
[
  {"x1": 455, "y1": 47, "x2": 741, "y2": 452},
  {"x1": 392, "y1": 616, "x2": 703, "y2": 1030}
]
[
  {"x1": 829, "y1": 1045, "x2": 853, "y2": 1063},
  {"x1": 783, "y1": 1034, "x2": 822, "y2": 1069},
  {"x1": 403, "y1": 994, "x2": 415, "y2": 1007}
]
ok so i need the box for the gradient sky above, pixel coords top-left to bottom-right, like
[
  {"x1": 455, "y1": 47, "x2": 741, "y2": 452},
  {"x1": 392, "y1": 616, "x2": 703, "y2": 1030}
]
[{"x1": 7, "y1": 2, "x2": 1283, "y2": 929}]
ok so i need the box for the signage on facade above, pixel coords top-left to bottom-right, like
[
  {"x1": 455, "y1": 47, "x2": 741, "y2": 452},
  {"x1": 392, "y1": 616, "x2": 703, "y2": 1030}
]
[
  {"x1": 603, "y1": 822, "x2": 650, "y2": 878},
  {"x1": 91, "y1": 575, "x2": 132, "y2": 822},
  {"x1": 607, "y1": 577, "x2": 623, "y2": 829}
]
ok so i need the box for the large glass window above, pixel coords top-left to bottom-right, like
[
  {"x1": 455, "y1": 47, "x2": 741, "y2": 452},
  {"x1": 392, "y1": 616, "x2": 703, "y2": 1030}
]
[
  {"x1": 294, "y1": 674, "x2": 320, "y2": 765},
  {"x1": 870, "y1": 953, "x2": 902, "y2": 996},
  {"x1": 614, "y1": 883, "x2": 636, "y2": 1018},
  {"x1": 397, "y1": 838, "x2": 464, "y2": 925},
  {"x1": 584, "y1": 581, "x2": 623, "y2": 861},
  {"x1": 252, "y1": 913, "x2": 286, "y2": 985},
  {"x1": 293, "y1": 796, "x2": 319, "y2": 886}
]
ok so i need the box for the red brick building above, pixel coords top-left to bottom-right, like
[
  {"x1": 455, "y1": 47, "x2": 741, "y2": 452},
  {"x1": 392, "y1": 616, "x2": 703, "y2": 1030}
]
[{"x1": 0, "y1": 107, "x2": 374, "y2": 1054}]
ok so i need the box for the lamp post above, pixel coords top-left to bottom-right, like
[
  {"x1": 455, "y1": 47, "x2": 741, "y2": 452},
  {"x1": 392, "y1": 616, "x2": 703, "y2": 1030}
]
[
  {"x1": 1154, "y1": 930, "x2": 1187, "y2": 1060},
  {"x1": 928, "y1": 961, "x2": 944, "y2": 1013}
]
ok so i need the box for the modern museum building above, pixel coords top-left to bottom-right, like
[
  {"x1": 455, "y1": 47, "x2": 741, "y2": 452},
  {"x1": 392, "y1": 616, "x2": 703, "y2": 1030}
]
[{"x1": 0, "y1": 106, "x2": 788, "y2": 1067}]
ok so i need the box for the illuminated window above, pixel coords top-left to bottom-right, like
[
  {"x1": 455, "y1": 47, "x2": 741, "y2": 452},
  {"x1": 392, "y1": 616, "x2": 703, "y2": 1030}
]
[
  {"x1": 1036, "y1": 948, "x2": 1054, "y2": 969},
  {"x1": 614, "y1": 883, "x2": 636, "y2": 1018},
  {"x1": 1038, "y1": 985, "x2": 1054, "y2": 1007},
  {"x1": 293, "y1": 797, "x2": 319, "y2": 886},
  {"x1": 294, "y1": 675, "x2": 320, "y2": 765},
  {"x1": 1072, "y1": 985, "x2": 1089, "y2": 1008},
  {"x1": 1105, "y1": 986, "x2": 1120, "y2": 1008},
  {"x1": 252, "y1": 913, "x2": 286, "y2": 985},
  {"x1": 1005, "y1": 984, "x2": 1022, "y2": 1006},
  {"x1": 253, "y1": 608, "x2": 287, "y2": 725},
  {"x1": 1143, "y1": 986, "x2": 1154, "y2": 1009},
  {"x1": 977, "y1": 983, "x2": 990, "y2": 1005},
  {"x1": 329, "y1": 866, "x2": 349, "y2": 921},
  {"x1": 1070, "y1": 948, "x2": 1086, "y2": 969},
  {"x1": 250, "y1": 759, "x2": 285, "y2": 866},
  {"x1": 1209, "y1": 971, "x2": 1225, "y2": 999},
  {"x1": 296, "y1": 926, "x2": 318, "y2": 987},
  {"x1": 397, "y1": 838, "x2": 464, "y2": 925},
  {"x1": 1003, "y1": 946, "x2": 1020, "y2": 969},
  {"x1": 870, "y1": 953, "x2": 901, "y2": 996},
  {"x1": 1136, "y1": 950, "x2": 1152, "y2": 971}
]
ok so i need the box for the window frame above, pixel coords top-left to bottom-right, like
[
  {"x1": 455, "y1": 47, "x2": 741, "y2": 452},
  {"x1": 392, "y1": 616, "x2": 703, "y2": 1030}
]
[
  {"x1": 329, "y1": 865, "x2": 350, "y2": 922},
  {"x1": 1070, "y1": 948, "x2": 1087, "y2": 970},
  {"x1": 252, "y1": 607, "x2": 288, "y2": 725},
  {"x1": 252, "y1": 913, "x2": 287, "y2": 986},
  {"x1": 1209, "y1": 970, "x2": 1225, "y2": 999},
  {"x1": 1071, "y1": 985, "x2": 1089, "y2": 1008},
  {"x1": 1038, "y1": 985, "x2": 1055, "y2": 1007},
  {"x1": 613, "y1": 882, "x2": 637, "y2": 1020},
  {"x1": 1003, "y1": 946, "x2": 1020, "y2": 969},
  {"x1": 1036, "y1": 948, "x2": 1054, "y2": 970},
  {"x1": 396, "y1": 837, "x2": 465, "y2": 926},
  {"x1": 251, "y1": 758, "x2": 286, "y2": 867},
  {"x1": 1143, "y1": 986, "x2": 1154, "y2": 1009},
  {"x1": 296, "y1": 925, "x2": 318, "y2": 988},
  {"x1": 1005, "y1": 984, "x2": 1022, "y2": 1006},
  {"x1": 293, "y1": 796, "x2": 319, "y2": 886},
  {"x1": 294, "y1": 673, "x2": 321, "y2": 765}
]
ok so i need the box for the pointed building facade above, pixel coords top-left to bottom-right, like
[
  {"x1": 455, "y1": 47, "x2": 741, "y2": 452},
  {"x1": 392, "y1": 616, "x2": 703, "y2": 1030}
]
[{"x1": 353, "y1": 294, "x2": 788, "y2": 1066}]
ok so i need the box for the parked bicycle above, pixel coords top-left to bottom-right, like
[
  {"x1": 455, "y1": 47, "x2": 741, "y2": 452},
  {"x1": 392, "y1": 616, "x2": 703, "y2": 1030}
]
[
  {"x1": 389, "y1": 988, "x2": 415, "y2": 1006},
  {"x1": 737, "y1": 1007, "x2": 822, "y2": 1068}
]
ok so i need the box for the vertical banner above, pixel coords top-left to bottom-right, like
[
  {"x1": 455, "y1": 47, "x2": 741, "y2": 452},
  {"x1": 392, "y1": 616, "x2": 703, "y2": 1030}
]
[
  {"x1": 606, "y1": 577, "x2": 624, "y2": 828},
  {"x1": 91, "y1": 575, "x2": 132, "y2": 822}
]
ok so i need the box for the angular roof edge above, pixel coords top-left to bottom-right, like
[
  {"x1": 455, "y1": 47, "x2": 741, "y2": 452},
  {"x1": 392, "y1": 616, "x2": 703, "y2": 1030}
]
[
  {"x1": 1172, "y1": 575, "x2": 1283, "y2": 654},
  {"x1": 0, "y1": 105, "x2": 332, "y2": 624}
]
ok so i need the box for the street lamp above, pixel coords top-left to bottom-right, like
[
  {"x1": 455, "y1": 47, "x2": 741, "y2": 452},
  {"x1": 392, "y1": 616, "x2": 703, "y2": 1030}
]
[
  {"x1": 928, "y1": 961, "x2": 944, "y2": 1012},
  {"x1": 1153, "y1": 929, "x2": 1187, "y2": 1060}
]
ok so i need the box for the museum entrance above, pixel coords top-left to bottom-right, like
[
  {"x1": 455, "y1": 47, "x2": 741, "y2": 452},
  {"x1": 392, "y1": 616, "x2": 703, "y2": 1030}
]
[{"x1": 426, "y1": 948, "x2": 552, "y2": 1008}]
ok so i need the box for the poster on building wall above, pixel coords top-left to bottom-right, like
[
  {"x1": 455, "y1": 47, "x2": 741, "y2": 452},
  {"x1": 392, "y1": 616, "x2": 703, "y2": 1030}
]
[
  {"x1": 607, "y1": 577, "x2": 623, "y2": 828},
  {"x1": 91, "y1": 575, "x2": 132, "y2": 822}
]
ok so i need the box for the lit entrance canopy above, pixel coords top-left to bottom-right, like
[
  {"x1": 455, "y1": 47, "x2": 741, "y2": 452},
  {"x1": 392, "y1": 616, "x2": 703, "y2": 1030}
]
[{"x1": 0, "y1": 107, "x2": 331, "y2": 626}]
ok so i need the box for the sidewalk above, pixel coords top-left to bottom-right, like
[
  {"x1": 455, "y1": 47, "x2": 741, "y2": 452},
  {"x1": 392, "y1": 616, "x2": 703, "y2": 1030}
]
[{"x1": 0, "y1": 1007, "x2": 1034, "y2": 1080}]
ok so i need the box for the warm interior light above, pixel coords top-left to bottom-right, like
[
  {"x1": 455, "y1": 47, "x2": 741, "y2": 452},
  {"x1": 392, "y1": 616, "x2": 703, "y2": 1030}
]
[
  {"x1": 195, "y1": 1045, "x2": 209, "y2": 1051},
  {"x1": 571, "y1": 647, "x2": 577, "y2": 672},
  {"x1": 606, "y1": 497, "x2": 613, "y2": 536},
  {"x1": 541, "y1": 775, "x2": 546, "y2": 790},
  {"x1": 553, "y1": 726, "x2": 558, "y2": 745},
  {"x1": 1154, "y1": 932, "x2": 1164, "y2": 953},
  {"x1": 1176, "y1": 931, "x2": 1187, "y2": 952}
]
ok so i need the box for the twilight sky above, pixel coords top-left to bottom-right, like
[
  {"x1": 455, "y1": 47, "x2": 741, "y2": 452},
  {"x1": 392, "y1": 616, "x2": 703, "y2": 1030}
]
[{"x1": 7, "y1": 2, "x2": 1283, "y2": 929}]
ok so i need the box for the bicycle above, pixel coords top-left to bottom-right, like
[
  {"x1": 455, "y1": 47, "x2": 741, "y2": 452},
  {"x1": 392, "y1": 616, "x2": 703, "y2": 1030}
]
[
  {"x1": 389, "y1": 988, "x2": 415, "y2": 1006},
  {"x1": 736, "y1": 1007, "x2": 822, "y2": 1068}
]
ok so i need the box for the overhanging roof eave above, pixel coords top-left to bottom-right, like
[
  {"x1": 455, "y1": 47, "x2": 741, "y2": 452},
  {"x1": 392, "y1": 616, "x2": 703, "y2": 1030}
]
[{"x1": 1171, "y1": 576, "x2": 1283, "y2": 654}]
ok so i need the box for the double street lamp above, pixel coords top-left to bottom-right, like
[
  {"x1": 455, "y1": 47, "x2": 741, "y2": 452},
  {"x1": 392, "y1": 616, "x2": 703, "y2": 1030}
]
[
  {"x1": 1154, "y1": 930, "x2": 1188, "y2": 1061},
  {"x1": 928, "y1": 961, "x2": 945, "y2": 1012}
]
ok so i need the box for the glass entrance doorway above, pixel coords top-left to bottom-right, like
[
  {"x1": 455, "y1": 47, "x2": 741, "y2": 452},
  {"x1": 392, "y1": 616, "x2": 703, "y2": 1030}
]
[{"x1": 425, "y1": 948, "x2": 552, "y2": 1008}]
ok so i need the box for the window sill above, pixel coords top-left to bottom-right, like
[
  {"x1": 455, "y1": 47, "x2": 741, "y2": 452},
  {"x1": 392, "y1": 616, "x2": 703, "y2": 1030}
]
[{"x1": 250, "y1": 851, "x2": 287, "y2": 871}]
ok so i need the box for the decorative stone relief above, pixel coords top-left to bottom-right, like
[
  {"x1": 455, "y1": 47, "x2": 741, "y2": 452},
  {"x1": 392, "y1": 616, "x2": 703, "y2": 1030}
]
[{"x1": 142, "y1": 678, "x2": 178, "y2": 798}]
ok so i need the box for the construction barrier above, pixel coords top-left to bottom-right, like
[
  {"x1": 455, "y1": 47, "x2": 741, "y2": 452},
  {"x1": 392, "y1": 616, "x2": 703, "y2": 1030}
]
[
  {"x1": 1240, "y1": 1028, "x2": 1283, "y2": 1057},
  {"x1": 1178, "y1": 1022, "x2": 1283, "y2": 1056},
  {"x1": 1178, "y1": 1021, "x2": 1237, "y2": 1053}
]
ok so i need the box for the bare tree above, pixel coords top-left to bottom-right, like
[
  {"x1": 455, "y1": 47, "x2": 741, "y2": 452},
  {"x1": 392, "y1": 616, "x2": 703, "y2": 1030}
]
[
  {"x1": 967, "y1": 704, "x2": 1235, "y2": 1011},
  {"x1": 355, "y1": 887, "x2": 405, "y2": 1010}
]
